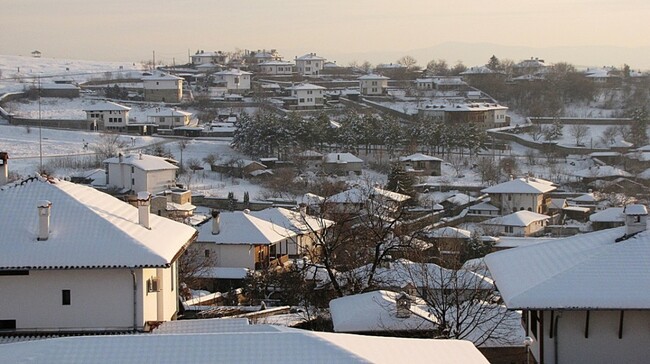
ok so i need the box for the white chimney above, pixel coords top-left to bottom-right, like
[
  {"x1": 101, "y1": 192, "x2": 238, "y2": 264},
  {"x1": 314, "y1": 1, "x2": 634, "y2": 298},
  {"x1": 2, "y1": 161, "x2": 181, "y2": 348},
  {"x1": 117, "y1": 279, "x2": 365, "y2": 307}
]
[
  {"x1": 37, "y1": 200, "x2": 52, "y2": 241},
  {"x1": 624, "y1": 204, "x2": 648, "y2": 236},
  {"x1": 136, "y1": 191, "x2": 151, "y2": 229},
  {"x1": 211, "y1": 210, "x2": 221, "y2": 235},
  {"x1": 0, "y1": 152, "x2": 8, "y2": 186}
]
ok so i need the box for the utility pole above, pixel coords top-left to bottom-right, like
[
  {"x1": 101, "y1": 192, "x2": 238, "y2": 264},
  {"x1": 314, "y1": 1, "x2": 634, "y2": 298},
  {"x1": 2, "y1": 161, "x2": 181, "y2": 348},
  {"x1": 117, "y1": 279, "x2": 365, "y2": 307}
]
[
  {"x1": 38, "y1": 74, "x2": 43, "y2": 173},
  {"x1": 152, "y1": 50, "x2": 156, "y2": 71}
]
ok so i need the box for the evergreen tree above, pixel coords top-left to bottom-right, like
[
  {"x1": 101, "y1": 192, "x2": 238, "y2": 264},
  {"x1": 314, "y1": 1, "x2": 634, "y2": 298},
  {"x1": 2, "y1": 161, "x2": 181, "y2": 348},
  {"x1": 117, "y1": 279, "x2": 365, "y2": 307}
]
[
  {"x1": 630, "y1": 108, "x2": 649, "y2": 147},
  {"x1": 386, "y1": 163, "x2": 415, "y2": 200}
]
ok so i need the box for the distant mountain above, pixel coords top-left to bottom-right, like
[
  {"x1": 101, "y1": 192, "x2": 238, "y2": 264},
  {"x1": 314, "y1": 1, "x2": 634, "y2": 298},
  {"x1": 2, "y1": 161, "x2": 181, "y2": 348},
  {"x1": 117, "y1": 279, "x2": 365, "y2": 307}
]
[{"x1": 324, "y1": 42, "x2": 650, "y2": 71}]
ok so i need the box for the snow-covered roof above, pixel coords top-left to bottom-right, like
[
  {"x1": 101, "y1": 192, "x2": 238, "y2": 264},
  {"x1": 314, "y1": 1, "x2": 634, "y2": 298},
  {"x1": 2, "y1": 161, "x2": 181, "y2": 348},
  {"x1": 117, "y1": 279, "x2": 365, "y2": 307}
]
[
  {"x1": 142, "y1": 73, "x2": 183, "y2": 81},
  {"x1": 147, "y1": 108, "x2": 192, "y2": 117},
  {"x1": 0, "y1": 177, "x2": 196, "y2": 270},
  {"x1": 589, "y1": 151, "x2": 621, "y2": 157},
  {"x1": 459, "y1": 66, "x2": 500, "y2": 75},
  {"x1": 323, "y1": 152, "x2": 362, "y2": 164},
  {"x1": 195, "y1": 211, "x2": 297, "y2": 245},
  {"x1": 549, "y1": 198, "x2": 567, "y2": 210},
  {"x1": 573, "y1": 165, "x2": 632, "y2": 178},
  {"x1": 483, "y1": 211, "x2": 550, "y2": 227},
  {"x1": 481, "y1": 177, "x2": 556, "y2": 194},
  {"x1": 0, "y1": 323, "x2": 489, "y2": 364},
  {"x1": 104, "y1": 154, "x2": 178, "y2": 171},
  {"x1": 427, "y1": 226, "x2": 472, "y2": 239},
  {"x1": 250, "y1": 207, "x2": 334, "y2": 235},
  {"x1": 298, "y1": 150, "x2": 323, "y2": 158},
  {"x1": 398, "y1": 153, "x2": 443, "y2": 162},
  {"x1": 494, "y1": 236, "x2": 556, "y2": 249},
  {"x1": 82, "y1": 101, "x2": 131, "y2": 112},
  {"x1": 287, "y1": 83, "x2": 326, "y2": 91},
  {"x1": 358, "y1": 74, "x2": 389, "y2": 80},
  {"x1": 444, "y1": 193, "x2": 476, "y2": 206},
  {"x1": 259, "y1": 60, "x2": 293, "y2": 66},
  {"x1": 570, "y1": 193, "x2": 597, "y2": 203},
  {"x1": 196, "y1": 267, "x2": 250, "y2": 279},
  {"x1": 215, "y1": 68, "x2": 252, "y2": 76},
  {"x1": 296, "y1": 53, "x2": 326, "y2": 61},
  {"x1": 468, "y1": 202, "x2": 499, "y2": 211},
  {"x1": 588, "y1": 207, "x2": 625, "y2": 222},
  {"x1": 485, "y1": 226, "x2": 650, "y2": 309},
  {"x1": 330, "y1": 290, "x2": 437, "y2": 333},
  {"x1": 624, "y1": 204, "x2": 648, "y2": 215},
  {"x1": 328, "y1": 186, "x2": 410, "y2": 204}
]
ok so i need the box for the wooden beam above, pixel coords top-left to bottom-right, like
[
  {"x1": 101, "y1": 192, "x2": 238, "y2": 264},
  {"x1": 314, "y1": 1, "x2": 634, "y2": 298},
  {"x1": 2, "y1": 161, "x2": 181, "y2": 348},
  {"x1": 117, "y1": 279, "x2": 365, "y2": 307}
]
[
  {"x1": 619, "y1": 311, "x2": 625, "y2": 339},
  {"x1": 585, "y1": 310, "x2": 590, "y2": 339},
  {"x1": 549, "y1": 310, "x2": 555, "y2": 338},
  {"x1": 539, "y1": 311, "x2": 545, "y2": 364}
]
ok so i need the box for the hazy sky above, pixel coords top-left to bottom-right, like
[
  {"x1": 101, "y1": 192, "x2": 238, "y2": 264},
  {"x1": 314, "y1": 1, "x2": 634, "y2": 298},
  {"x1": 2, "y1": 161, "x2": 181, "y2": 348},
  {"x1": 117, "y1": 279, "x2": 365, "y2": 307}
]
[{"x1": 2, "y1": 0, "x2": 649, "y2": 67}]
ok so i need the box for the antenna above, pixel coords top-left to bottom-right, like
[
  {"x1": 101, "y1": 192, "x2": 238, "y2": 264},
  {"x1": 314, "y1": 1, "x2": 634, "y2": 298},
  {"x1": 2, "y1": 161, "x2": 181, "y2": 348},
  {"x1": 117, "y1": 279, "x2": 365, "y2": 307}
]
[{"x1": 38, "y1": 74, "x2": 43, "y2": 174}]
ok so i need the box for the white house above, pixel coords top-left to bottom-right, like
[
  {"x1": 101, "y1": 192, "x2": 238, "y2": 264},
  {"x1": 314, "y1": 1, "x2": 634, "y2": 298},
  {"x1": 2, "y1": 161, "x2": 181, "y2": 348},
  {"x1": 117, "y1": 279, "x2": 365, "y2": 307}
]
[
  {"x1": 322, "y1": 152, "x2": 363, "y2": 176},
  {"x1": 104, "y1": 153, "x2": 179, "y2": 194},
  {"x1": 286, "y1": 83, "x2": 325, "y2": 108},
  {"x1": 213, "y1": 69, "x2": 252, "y2": 93},
  {"x1": 295, "y1": 53, "x2": 326, "y2": 76},
  {"x1": 191, "y1": 50, "x2": 228, "y2": 66},
  {"x1": 82, "y1": 101, "x2": 131, "y2": 132},
  {"x1": 358, "y1": 74, "x2": 389, "y2": 95},
  {"x1": 146, "y1": 108, "x2": 192, "y2": 129},
  {"x1": 482, "y1": 210, "x2": 550, "y2": 237},
  {"x1": 193, "y1": 210, "x2": 298, "y2": 275},
  {"x1": 485, "y1": 205, "x2": 650, "y2": 364},
  {"x1": 481, "y1": 177, "x2": 557, "y2": 215},
  {"x1": 250, "y1": 207, "x2": 334, "y2": 258},
  {"x1": 258, "y1": 60, "x2": 294, "y2": 75},
  {"x1": 0, "y1": 176, "x2": 197, "y2": 333},
  {"x1": 142, "y1": 74, "x2": 183, "y2": 103}
]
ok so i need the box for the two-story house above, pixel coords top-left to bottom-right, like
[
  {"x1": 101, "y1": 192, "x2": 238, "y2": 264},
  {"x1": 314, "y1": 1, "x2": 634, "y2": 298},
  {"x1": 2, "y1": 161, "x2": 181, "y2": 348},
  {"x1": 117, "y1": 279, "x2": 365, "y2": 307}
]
[
  {"x1": 295, "y1": 53, "x2": 326, "y2": 76},
  {"x1": 0, "y1": 176, "x2": 197, "y2": 333},
  {"x1": 83, "y1": 101, "x2": 131, "y2": 132},
  {"x1": 481, "y1": 177, "x2": 556, "y2": 215},
  {"x1": 259, "y1": 60, "x2": 294, "y2": 75},
  {"x1": 104, "y1": 153, "x2": 178, "y2": 195},
  {"x1": 485, "y1": 204, "x2": 650, "y2": 364},
  {"x1": 286, "y1": 83, "x2": 325, "y2": 109},
  {"x1": 398, "y1": 153, "x2": 443, "y2": 176},
  {"x1": 142, "y1": 74, "x2": 183, "y2": 103},
  {"x1": 358, "y1": 74, "x2": 389, "y2": 96},
  {"x1": 213, "y1": 69, "x2": 252, "y2": 93},
  {"x1": 146, "y1": 108, "x2": 192, "y2": 129}
]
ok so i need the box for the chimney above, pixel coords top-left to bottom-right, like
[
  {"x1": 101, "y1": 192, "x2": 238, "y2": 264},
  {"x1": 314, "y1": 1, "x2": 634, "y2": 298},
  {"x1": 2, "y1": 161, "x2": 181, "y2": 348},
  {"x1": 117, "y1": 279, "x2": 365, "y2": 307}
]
[
  {"x1": 37, "y1": 200, "x2": 52, "y2": 241},
  {"x1": 0, "y1": 152, "x2": 8, "y2": 186},
  {"x1": 118, "y1": 153, "x2": 123, "y2": 163},
  {"x1": 395, "y1": 292, "x2": 412, "y2": 318},
  {"x1": 136, "y1": 191, "x2": 151, "y2": 229},
  {"x1": 211, "y1": 210, "x2": 221, "y2": 235},
  {"x1": 624, "y1": 204, "x2": 648, "y2": 236}
]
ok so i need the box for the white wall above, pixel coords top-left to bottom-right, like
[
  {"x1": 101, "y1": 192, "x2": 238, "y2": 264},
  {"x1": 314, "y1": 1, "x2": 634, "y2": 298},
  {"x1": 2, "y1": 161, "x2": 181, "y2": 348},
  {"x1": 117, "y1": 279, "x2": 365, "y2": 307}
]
[
  {"x1": 495, "y1": 193, "x2": 544, "y2": 215},
  {"x1": 531, "y1": 310, "x2": 650, "y2": 364},
  {"x1": 0, "y1": 269, "x2": 133, "y2": 331},
  {"x1": 293, "y1": 89, "x2": 324, "y2": 107}
]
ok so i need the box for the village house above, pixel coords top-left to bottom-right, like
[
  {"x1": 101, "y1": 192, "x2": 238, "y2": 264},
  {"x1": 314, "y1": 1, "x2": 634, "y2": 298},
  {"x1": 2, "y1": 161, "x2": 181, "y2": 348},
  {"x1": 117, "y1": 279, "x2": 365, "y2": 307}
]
[
  {"x1": 251, "y1": 206, "x2": 334, "y2": 258},
  {"x1": 481, "y1": 177, "x2": 557, "y2": 215},
  {"x1": 150, "y1": 188, "x2": 196, "y2": 222},
  {"x1": 418, "y1": 102, "x2": 509, "y2": 129},
  {"x1": 146, "y1": 108, "x2": 192, "y2": 129},
  {"x1": 191, "y1": 50, "x2": 228, "y2": 66},
  {"x1": 142, "y1": 74, "x2": 183, "y2": 103},
  {"x1": 485, "y1": 205, "x2": 650, "y2": 364},
  {"x1": 589, "y1": 207, "x2": 625, "y2": 230},
  {"x1": 258, "y1": 60, "x2": 294, "y2": 75},
  {"x1": 285, "y1": 83, "x2": 326, "y2": 109},
  {"x1": 398, "y1": 153, "x2": 443, "y2": 176},
  {"x1": 513, "y1": 57, "x2": 547, "y2": 76},
  {"x1": 322, "y1": 152, "x2": 363, "y2": 176},
  {"x1": 415, "y1": 76, "x2": 467, "y2": 92},
  {"x1": 213, "y1": 69, "x2": 252, "y2": 93},
  {"x1": 83, "y1": 101, "x2": 131, "y2": 132},
  {"x1": 295, "y1": 53, "x2": 326, "y2": 76},
  {"x1": 358, "y1": 74, "x2": 389, "y2": 96},
  {"x1": 193, "y1": 210, "x2": 298, "y2": 277},
  {"x1": 247, "y1": 49, "x2": 282, "y2": 67},
  {"x1": 482, "y1": 210, "x2": 550, "y2": 237},
  {"x1": 103, "y1": 153, "x2": 179, "y2": 195},
  {"x1": 325, "y1": 186, "x2": 410, "y2": 216},
  {"x1": 467, "y1": 201, "x2": 500, "y2": 217},
  {"x1": 0, "y1": 176, "x2": 197, "y2": 333}
]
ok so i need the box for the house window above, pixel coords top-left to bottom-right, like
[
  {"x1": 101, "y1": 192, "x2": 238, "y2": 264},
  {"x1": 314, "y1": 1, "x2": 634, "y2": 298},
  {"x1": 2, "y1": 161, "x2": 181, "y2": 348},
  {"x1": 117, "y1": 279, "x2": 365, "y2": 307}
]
[
  {"x1": 147, "y1": 277, "x2": 160, "y2": 293},
  {"x1": 131, "y1": 167, "x2": 134, "y2": 174},
  {"x1": 507, "y1": 194, "x2": 512, "y2": 201},
  {"x1": 170, "y1": 264, "x2": 174, "y2": 291},
  {"x1": 299, "y1": 98, "x2": 305, "y2": 103},
  {"x1": 205, "y1": 249, "x2": 210, "y2": 257},
  {"x1": 62, "y1": 290, "x2": 71, "y2": 305},
  {"x1": 131, "y1": 178, "x2": 135, "y2": 185},
  {"x1": 506, "y1": 226, "x2": 513, "y2": 233}
]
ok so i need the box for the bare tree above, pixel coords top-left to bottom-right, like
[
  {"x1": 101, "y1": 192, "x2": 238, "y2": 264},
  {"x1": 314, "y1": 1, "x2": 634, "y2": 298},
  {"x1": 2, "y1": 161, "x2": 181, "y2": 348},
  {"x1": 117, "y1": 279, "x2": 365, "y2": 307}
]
[
  {"x1": 178, "y1": 244, "x2": 218, "y2": 290},
  {"x1": 569, "y1": 124, "x2": 590, "y2": 146},
  {"x1": 92, "y1": 133, "x2": 128, "y2": 163}
]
